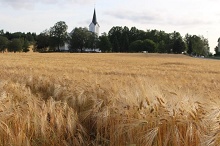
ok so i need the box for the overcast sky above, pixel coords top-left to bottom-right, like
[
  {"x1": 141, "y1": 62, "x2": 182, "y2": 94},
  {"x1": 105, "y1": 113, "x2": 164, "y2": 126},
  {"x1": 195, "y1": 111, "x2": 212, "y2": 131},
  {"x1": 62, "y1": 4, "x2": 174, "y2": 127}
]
[{"x1": 0, "y1": 0, "x2": 219, "y2": 52}]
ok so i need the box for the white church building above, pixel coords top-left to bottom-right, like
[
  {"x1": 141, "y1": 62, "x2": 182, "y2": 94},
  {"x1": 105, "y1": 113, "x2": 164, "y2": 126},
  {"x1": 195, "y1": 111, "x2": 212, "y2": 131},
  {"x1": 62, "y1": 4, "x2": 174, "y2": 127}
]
[
  {"x1": 89, "y1": 9, "x2": 100, "y2": 36},
  {"x1": 59, "y1": 9, "x2": 100, "y2": 52}
]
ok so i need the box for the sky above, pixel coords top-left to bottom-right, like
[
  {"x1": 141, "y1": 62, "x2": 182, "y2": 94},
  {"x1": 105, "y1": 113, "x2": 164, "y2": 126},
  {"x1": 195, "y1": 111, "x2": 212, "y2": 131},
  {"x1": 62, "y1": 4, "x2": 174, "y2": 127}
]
[{"x1": 0, "y1": 0, "x2": 219, "y2": 53}]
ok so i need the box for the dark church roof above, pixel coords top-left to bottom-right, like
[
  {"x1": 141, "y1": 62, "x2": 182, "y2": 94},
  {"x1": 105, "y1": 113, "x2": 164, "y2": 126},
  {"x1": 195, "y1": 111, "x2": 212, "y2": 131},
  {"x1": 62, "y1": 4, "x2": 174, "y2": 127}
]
[{"x1": 92, "y1": 9, "x2": 98, "y2": 25}]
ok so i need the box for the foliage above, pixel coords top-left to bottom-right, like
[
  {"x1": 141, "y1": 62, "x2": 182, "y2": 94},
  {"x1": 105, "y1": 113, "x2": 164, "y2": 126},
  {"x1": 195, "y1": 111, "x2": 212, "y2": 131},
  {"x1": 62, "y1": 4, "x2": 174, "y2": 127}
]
[
  {"x1": 50, "y1": 21, "x2": 68, "y2": 51},
  {"x1": 26, "y1": 32, "x2": 35, "y2": 42},
  {"x1": 98, "y1": 33, "x2": 112, "y2": 52},
  {"x1": 214, "y1": 46, "x2": 220, "y2": 56},
  {"x1": 68, "y1": 27, "x2": 90, "y2": 52},
  {"x1": 35, "y1": 30, "x2": 50, "y2": 52},
  {"x1": 129, "y1": 40, "x2": 143, "y2": 52},
  {"x1": 185, "y1": 34, "x2": 209, "y2": 56},
  {"x1": 157, "y1": 40, "x2": 166, "y2": 53},
  {"x1": 86, "y1": 31, "x2": 99, "y2": 50},
  {"x1": 108, "y1": 26, "x2": 123, "y2": 52},
  {"x1": 0, "y1": 36, "x2": 8, "y2": 52},
  {"x1": 214, "y1": 38, "x2": 220, "y2": 56},
  {"x1": 22, "y1": 39, "x2": 30, "y2": 52},
  {"x1": 7, "y1": 38, "x2": 23, "y2": 52},
  {"x1": 0, "y1": 24, "x2": 211, "y2": 54},
  {"x1": 0, "y1": 29, "x2": 4, "y2": 35},
  {"x1": 187, "y1": 40, "x2": 193, "y2": 54},
  {"x1": 173, "y1": 38, "x2": 186, "y2": 54},
  {"x1": 142, "y1": 39, "x2": 157, "y2": 53},
  {"x1": 0, "y1": 30, "x2": 37, "y2": 53}
]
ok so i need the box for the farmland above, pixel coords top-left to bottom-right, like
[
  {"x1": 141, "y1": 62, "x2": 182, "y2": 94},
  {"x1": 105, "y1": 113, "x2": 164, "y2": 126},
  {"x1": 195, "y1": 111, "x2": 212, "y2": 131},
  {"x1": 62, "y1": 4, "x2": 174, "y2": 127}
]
[{"x1": 0, "y1": 53, "x2": 220, "y2": 146}]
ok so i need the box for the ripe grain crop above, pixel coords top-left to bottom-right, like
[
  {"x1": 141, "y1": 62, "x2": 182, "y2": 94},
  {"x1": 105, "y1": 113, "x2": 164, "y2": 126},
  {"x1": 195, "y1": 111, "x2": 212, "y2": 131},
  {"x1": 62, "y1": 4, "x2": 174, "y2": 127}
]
[{"x1": 0, "y1": 53, "x2": 220, "y2": 146}]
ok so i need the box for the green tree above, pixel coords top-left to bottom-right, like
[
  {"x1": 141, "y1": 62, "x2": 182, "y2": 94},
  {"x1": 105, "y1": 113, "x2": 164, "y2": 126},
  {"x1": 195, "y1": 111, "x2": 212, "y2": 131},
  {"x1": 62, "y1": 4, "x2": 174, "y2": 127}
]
[
  {"x1": 129, "y1": 27, "x2": 139, "y2": 43},
  {"x1": 157, "y1": 40, "x2": 166, "y2": 53},
  {"x1": 173, "y1": 38, "x2": 186, "y2": 54},
  {"x1": 142, "y1": 39, "x2": 157, "y2": 53},
  {"x1": 0, "y1": 36, "x2": 8, "y2": 52},
  {"x1": 187, "y1": 40, "x2": 193, "y2": 54},
  {"x1": 50, "y1": 21, "x2": 68, "y2": 51},
  {"x1": 129, "y1": 40, "x2": 143, "y2": 52},
  {"x1": 0, "y1": 29, "x2": 4, "y2": 35},
  {"x1": 8, "y1": 38, "x2": 22, "y2": 53},
  {"x1": 121, "y1": 26, "x2": 130, "y2": 52},
  {"x1": 22, "y1": 39, "x2": 30, "y2": 52},
  {"x1": 68, "y1": 27, "x2": 89, "y2": 52},
  {"x1": 26, "y1": 32, "x2": 34, "y2": 42},
  {"x1": 169, "y1": 31, "x2": 182, "y2": 53},
  {"x1": 35, "y1": 30, "x2": 50, "y2": 52},
  {"x1": 184, "y1": 34, "x2": 209, "y2": 56},
  {"x1": 108, "y1": 26, "x2": 123, "y2": 52},
  {"x1": 49, "y1": 37, "x2": 59, "y2": 51},
  {"x1": 214, "y1": 46, "x2": 219, "y2": 56},
  {"x1": 87, "y1": 32, "x2": 98, "y2": 51},
  {"x1": 98, "y1": 33, "x2": 111, "y2": 52}
]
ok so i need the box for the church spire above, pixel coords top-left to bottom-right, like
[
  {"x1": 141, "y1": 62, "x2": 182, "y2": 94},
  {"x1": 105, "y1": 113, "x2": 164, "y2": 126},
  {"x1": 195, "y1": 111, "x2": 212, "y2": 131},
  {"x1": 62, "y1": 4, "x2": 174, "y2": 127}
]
[
  {"x1": 92, "y1": 9, "x2": 98, "y2": 25},
  {"x1": 89, "y1": 8, "x2": 100, "y2": 36}
]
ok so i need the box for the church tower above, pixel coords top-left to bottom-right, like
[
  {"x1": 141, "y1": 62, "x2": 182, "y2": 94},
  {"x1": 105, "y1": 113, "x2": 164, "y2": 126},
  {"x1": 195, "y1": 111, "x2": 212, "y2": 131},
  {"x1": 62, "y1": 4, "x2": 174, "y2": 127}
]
[{"x1": 89, "y1": 9, "x2": 100, "y2": 36}]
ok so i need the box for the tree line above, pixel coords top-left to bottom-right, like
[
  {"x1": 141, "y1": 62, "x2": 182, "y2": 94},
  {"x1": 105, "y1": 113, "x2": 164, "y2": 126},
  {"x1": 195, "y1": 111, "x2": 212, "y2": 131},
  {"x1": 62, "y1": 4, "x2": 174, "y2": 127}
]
[
  {"x1": 0, "y1": 21, "x2": 211, "y2": 56},
  {"x1": 107, "y1": 26, "x2": 209, "y2": 56},
  {"x1": 0, "y1": 30, "x2": 36, "y2": 53}
]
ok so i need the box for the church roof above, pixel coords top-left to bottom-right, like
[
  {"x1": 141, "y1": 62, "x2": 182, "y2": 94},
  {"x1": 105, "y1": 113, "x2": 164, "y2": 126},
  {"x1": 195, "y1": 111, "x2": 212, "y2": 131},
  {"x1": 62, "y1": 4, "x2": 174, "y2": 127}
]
[{"x1": 92, "y1": 9, "x2": 98, "y2": 25}]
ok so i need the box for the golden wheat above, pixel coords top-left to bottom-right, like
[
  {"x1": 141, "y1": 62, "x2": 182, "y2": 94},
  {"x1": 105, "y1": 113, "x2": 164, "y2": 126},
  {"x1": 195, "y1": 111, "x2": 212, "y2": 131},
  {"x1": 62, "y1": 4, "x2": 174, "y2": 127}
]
[{"x1": 0, "y1": 53, "x2": 220, "y2": 146}]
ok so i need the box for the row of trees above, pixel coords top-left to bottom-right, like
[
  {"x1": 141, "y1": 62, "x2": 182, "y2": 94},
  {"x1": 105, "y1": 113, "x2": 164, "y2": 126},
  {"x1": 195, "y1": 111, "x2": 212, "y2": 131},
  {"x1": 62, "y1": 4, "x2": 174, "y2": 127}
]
[
  {"x1": 107, "y1": 26, "x2": 209, "y2": 55},
  {"x1": 0, "y1": 21, "x2": 210, "y2": 56},
  {"x1": 35, "y1": 21, "x2": 101, "y2": 53},
  {"x1": 0, "y1": 30, "x2": 36, "y2": 53}
]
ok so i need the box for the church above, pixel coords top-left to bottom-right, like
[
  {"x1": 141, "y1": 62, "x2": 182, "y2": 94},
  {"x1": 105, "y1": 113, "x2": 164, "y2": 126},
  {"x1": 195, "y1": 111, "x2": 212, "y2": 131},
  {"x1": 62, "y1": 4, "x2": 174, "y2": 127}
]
[
  {"x1": 89, "y1": 9, "x2": 100, "y2": 36},
  {"x1": 59, "y1": 9, "x2": 100, "y2": 52}
]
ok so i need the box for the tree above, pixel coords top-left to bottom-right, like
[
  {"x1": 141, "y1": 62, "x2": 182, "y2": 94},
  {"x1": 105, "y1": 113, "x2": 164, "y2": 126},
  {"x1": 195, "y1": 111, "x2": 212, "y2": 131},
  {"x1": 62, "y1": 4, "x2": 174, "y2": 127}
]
[
  {"x1": 8, "y1": 38, "x2": 22, "y2": 53},
  {"x1": 0, "y1": 30, "x2": 4, "y2": 35},
  {"x1": 129, "y1": 40, "x2": 143, "y2": 52},
  {"x1": 157, "y1": 40, "x2": 166, "y2": 53},
  {"x1": 98, "y1": 33, "x2": 111, "y2": 52},
  {"x1": 68, "y1": 27, "x2": 90, "y2": 52},
  {"x1": 108, "y1": 26, "x2": 123, "y2": 52},
  {"x1": 86, "y1": 32, "x2": 98, "y2": 51},
  {"x1": 173, "y1": 38, "x2": 186, "y2": 54},
  {"x1": 121, "y1": 26, "x2": 130, "y2": 52},
  {"x1": 22, "y1": 39, "x2": 30, "y2": 52},
  {"x1": 142, "y1": 39, "x2": 157, "y2": 53},
  {"x1": 214, "y1": 46, "x2": 219, "y2": 56},
  {"x1": 50, "y1": 21, "x2": 68, "y2": 51},
  {"x1": 35, "y1": 31, "x2": 50, "y2": 52},
  {"x1": 26, "y1": 32, "x2": 34, "y2": 42},
  {"x1": 185, "y1": 35, "x2": 209, "y2": 56},
  {"x1": 129, "y1": 27, "x2": 139, "y2": 43},
  {"x1": 187, "y1": 39, "x2": 193, "y2": 54},
  {"x1": 0, "y1": 36, "x2": 8, "y2": 52}
]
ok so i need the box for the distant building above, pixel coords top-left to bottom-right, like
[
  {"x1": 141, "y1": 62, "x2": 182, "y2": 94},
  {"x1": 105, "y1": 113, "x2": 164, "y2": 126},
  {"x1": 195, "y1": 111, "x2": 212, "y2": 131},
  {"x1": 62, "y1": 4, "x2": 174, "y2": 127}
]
[
  {"x1": 59, "y1": 8, "x2": 100, "y2": 52},
  {"x1": 89, "y1": 9, "x2": 100, "y2": 36}
]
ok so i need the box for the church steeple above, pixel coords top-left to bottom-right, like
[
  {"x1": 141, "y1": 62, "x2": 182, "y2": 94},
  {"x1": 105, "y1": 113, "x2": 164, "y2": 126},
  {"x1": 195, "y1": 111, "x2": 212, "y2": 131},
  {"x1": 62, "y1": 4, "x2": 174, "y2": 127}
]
[
  {"x1": 89, "y1": 8, "x2": 100, "y2": 36},
  {"x1": 92, "y1": 9, "x2": 98, "y2": 25}
]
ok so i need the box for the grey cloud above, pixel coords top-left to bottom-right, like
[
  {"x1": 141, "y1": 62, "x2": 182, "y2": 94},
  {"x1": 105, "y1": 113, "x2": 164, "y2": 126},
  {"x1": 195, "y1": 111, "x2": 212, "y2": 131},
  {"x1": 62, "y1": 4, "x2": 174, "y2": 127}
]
[
  {"x1": 105, "y1": 10, "x2": 162, "y2": 24},
  {"x1": 165, "y1": 14, "x2": 213, "y2": 27},
  {"x1": 105, "y1": 9, "x2": 212, "y2": 27},
  {"x1": 0, "y1": 0, "x2": 95, "y2": 9},
  {"x1": 168, "y1": 19, "x2": 211, "y2": 26}
]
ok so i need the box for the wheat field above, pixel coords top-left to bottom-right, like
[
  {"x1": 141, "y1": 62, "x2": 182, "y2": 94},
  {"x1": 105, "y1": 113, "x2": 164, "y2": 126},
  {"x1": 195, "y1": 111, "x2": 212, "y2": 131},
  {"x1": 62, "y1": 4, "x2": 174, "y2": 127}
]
[{"x1": 0, "y1": 53, "x2": 220, "y2": 146}]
